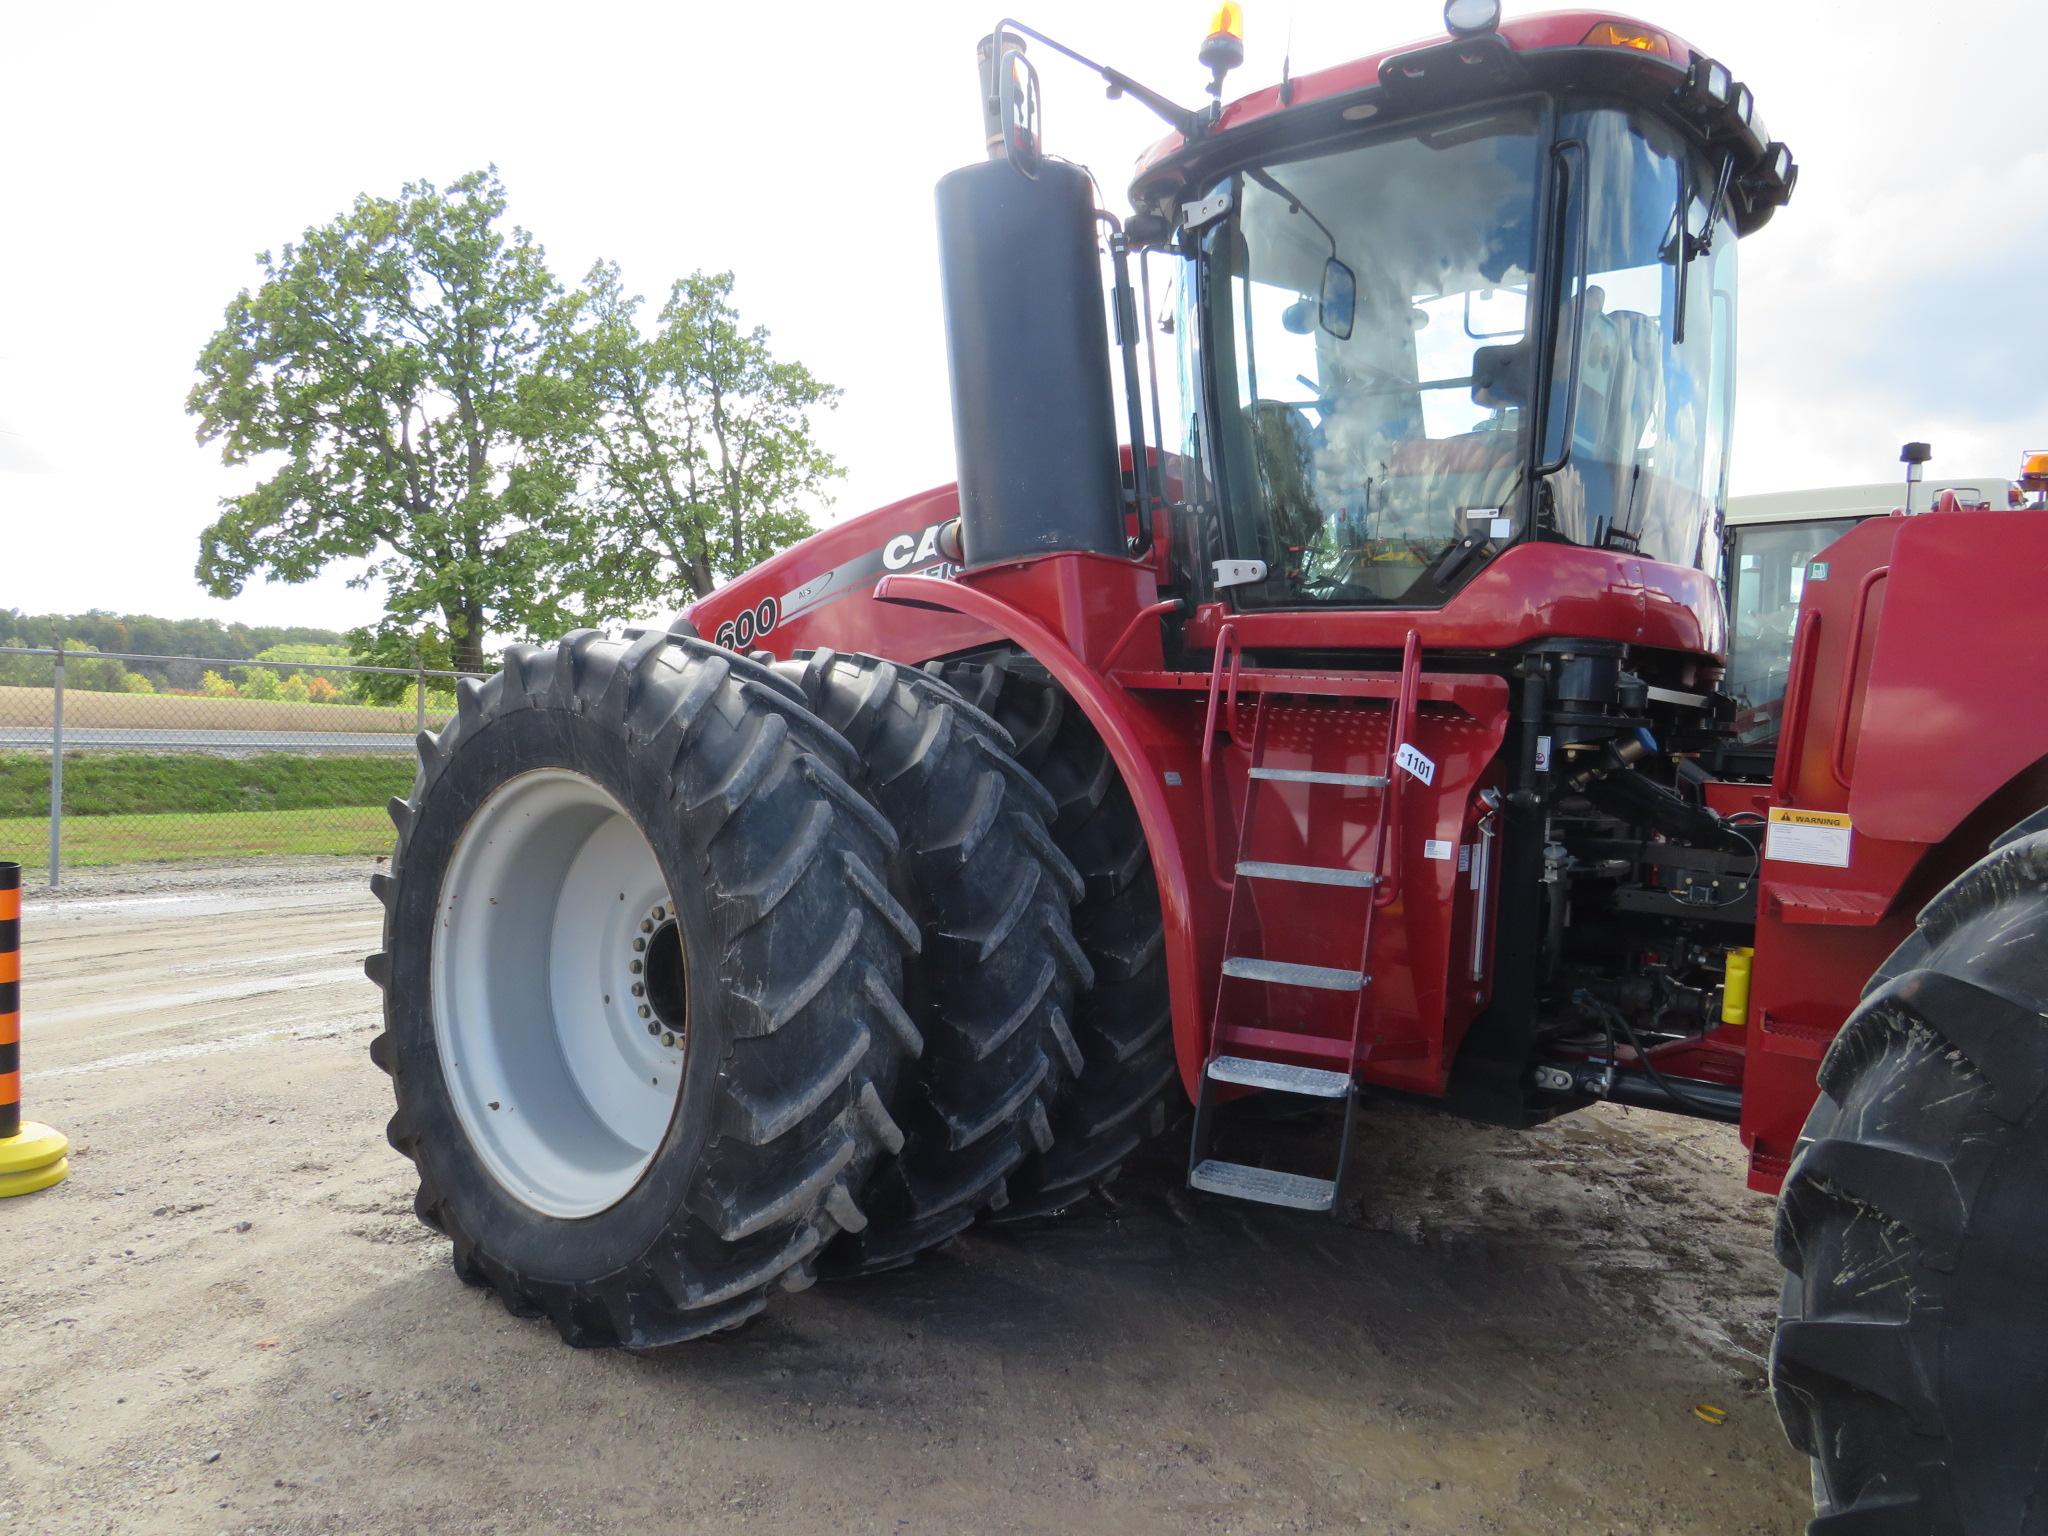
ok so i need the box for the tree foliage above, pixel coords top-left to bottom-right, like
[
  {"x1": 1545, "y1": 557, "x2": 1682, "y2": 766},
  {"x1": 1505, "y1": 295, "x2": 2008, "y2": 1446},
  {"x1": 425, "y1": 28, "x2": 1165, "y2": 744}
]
[
  {"x1": 189, "y1": 170, "x2": 842, "y2": 662},
  {"x1": 188, "y1": 168, "x2": 586, "y2": 673},
  {"x1": 554, "y1": 266, "x2": 841, "y2": 610}
]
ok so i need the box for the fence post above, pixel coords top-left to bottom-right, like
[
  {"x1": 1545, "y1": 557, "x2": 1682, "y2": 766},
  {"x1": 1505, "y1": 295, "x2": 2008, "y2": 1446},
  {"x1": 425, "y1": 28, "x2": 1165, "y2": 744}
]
[
  {"x1": 47, "y1": 650, "x2": 63, "y2": 890},
  {"x1": 415, "y1": 664, "x2": 427, "y2": 737}
]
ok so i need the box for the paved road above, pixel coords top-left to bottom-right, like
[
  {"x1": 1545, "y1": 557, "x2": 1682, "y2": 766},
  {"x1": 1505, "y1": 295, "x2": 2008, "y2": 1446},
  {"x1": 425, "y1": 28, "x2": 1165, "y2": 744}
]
[
  {"x1": 6, "y1": 860, "x2": 1808, "y2": 1536},
  {"x1": 0, "y1": 726, "x2": 414, "y2": 756}
]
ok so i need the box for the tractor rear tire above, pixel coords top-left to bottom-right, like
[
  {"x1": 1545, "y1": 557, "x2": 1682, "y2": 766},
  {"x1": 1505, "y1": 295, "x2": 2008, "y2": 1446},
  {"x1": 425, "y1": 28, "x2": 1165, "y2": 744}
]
[
  {"x1": 776, "y1": 649, "x2": 1090, "y2": 1271},
  {"x1": 932, "y1": 655, "x2": 1179, "y2": 1217},
  {"x1": 1772, "y1": 818, "x2": 2048, "y2": 1533},
  {"x1": 367, "y1": 631, "x2": 917, "y2": 1348}
]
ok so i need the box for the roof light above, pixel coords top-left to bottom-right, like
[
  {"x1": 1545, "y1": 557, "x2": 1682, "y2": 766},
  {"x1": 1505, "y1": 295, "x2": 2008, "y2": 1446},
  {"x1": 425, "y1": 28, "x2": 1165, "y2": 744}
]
[
  {"x1": 1199, "y1": 2, "x2": 1245, "y2": 92},
  {"x1": 1684, "y1": 57, "x2": 1732, "y2": 107},
  {"x1": 1444, "y1": 0, "x2": 1502, "y2": 37},
  {"x1": 2022, "y1": 449, "x2": 2048, "y2": 490},
  {"x1": 1582, "y1": 20, "x2": 1672, "y2": 57}
]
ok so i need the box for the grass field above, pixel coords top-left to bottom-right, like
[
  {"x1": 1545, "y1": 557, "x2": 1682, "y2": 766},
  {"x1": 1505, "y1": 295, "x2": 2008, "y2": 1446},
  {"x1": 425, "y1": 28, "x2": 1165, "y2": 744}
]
[
  {"x1": 1, "y1": 751, "x2": 412, "y2": 870},
  {"x1": 0, "y1": 806, "x2": 395, "y2": 870},
  {"x1": 0, "y1": 752, "x2": 415, "y2": 818}
]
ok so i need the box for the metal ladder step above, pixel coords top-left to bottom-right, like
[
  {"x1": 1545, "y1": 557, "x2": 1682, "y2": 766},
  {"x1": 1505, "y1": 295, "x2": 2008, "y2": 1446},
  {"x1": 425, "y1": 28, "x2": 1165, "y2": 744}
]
[
  {"x1": 1189, "y1": 1158, "x2": 1338, "y2": 1212},
  {"x1": 1206, "y1": 1055, "x2": 1352, "y2": 1097},
  {"x1": 1222, "y1": 956, "x2": 1365, "y2": 992},
  {"x1": 1248, "y1": 767, "x2": 1388, "y2": 788},
  {"x1": 1236, "y1": 860, "x2": 1379, "y2": 889}
]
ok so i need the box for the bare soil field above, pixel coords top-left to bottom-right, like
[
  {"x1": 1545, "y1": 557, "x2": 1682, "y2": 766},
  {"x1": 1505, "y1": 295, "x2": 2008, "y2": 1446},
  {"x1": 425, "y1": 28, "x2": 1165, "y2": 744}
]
[
  {"x1": 0, "y1": 683, "x2": 443, "y2": 734},
  {"x1": 2, "y1": 859, "x2": 1809, "y2": 1535}
]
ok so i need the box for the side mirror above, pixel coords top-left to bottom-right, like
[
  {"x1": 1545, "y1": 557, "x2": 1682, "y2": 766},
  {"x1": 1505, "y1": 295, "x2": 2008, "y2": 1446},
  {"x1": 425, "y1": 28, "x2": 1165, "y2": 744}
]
[
  {"x1": 1319, "y1": 257, "x2": 1356, "y2": 341},
  {"x1": 1464, "y1": 285, "x2": 1528, "y2": 339},
  {"x1": 997, "y1": 48, "x2": 1042, "y2": 179}
]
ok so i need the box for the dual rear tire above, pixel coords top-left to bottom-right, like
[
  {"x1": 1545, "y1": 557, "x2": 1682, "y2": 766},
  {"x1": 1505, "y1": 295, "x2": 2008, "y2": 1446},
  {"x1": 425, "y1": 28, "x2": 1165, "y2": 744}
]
[{"x1": 370, "y1": 634, "x2": 1174, "y2": 1346}]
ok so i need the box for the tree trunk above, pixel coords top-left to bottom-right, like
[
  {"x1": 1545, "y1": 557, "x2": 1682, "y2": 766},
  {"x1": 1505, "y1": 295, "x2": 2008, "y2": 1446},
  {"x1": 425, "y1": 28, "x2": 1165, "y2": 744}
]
[{"x1": 444, "y1": 599, "x2": 489, "y2": 676}]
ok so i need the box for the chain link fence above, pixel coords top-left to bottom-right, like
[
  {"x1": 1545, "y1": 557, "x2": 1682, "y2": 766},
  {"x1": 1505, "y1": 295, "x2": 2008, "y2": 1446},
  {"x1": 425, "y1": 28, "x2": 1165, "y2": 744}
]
[{"x1": 0, "y1": 649, "x2": 483, "y2": 885}]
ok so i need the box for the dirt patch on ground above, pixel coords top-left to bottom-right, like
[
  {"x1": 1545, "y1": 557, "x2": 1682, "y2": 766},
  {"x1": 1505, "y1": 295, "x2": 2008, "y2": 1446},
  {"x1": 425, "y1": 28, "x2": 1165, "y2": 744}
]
[
  {"x1": 0, "y1": 683, "x2": 442, "y2": 734},
  {"x1": 1, "y1": 861, "x2": 1808, "y2": 1535}
]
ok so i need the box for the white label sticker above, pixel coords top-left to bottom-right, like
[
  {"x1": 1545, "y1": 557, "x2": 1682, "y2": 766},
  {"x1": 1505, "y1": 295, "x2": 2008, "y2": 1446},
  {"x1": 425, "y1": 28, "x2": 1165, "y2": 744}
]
[
  {"x1": 1766, "y1": 807, "x2": 1853, "y2": 868},
  {"x1": 1534, "y1": 735, "x2": 1552, "y2": 773},
  {"x1": 1458, "y1": 844, "x2": 1472, "y2": 872},
  {"x1": 1489, "y1": 517, "x2": 1512, "y2": 540},
  {"x1": 1162, "y1": 771, "x2": 1182, "y2": 786},
  {"x1": 1423, "y1": 839, "x2": 1453, "y2": 861},
  {"x1": 1395, "y1": 742, "x2": 1436, "y2": 785}
]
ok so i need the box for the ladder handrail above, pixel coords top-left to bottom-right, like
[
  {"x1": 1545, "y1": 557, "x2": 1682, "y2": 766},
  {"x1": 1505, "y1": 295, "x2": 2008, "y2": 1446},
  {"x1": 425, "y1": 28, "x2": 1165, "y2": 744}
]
[
  {"x1": 1202, "y1": 695, "x2": 1272, "y2": 1061},
  {"x1": 1199, "y1": 623, "x2": 1245, "y2": 896},
  {"x1": 1345, "y1": 629, "x2": 1421, "y2": 1075}
]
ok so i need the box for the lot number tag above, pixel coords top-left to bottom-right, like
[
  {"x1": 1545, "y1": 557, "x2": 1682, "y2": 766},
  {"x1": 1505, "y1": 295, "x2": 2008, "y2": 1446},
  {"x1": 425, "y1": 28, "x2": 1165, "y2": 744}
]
[{"x1": 1395, "y1": 742, "x2": 1436, "y2": 786}]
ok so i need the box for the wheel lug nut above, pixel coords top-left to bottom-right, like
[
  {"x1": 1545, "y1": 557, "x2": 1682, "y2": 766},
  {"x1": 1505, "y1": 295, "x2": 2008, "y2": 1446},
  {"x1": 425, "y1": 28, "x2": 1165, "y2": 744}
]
[
  {"x1": 630, "y1": 959, "x2": 642, "y2": 974},
  {"x1": 633, "y1": 937, "x2": 646, "y2": 952},
  {"x1": 662, "y1": 1031, "x2": 677, "y2": 1048},
  {"x1": 632, "y1": 982, "x2": 644, "y2": 997},
  {"x1": 652, "y1": 905, "x2": 665, "y2": 921},
  {"x1": 646, "y1": 1020, "x2": 661, "y2": 1036},
  {"x1": 638, "y1": 1004, "x2": 651, "y2": 1019},
  {"x1": 640, "y1": 918, "x2": 653, "y2": 933}
]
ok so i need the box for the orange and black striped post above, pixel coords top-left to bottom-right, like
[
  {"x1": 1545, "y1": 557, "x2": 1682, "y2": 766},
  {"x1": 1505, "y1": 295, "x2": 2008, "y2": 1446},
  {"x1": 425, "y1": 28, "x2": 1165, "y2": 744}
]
[{"x1": 0, "y1": 861, "x2": 69, "y2": 1196}]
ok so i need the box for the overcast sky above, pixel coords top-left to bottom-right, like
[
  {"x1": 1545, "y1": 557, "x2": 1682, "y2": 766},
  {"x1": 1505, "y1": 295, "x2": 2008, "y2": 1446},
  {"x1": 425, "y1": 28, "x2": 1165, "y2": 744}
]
[{"x1": 4, "y1": 0, "x2": 2043, "y2": 635}]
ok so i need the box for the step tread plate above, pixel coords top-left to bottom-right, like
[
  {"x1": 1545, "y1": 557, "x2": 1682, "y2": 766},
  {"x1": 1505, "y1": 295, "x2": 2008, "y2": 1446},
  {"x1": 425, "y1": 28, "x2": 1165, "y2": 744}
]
[
  {"x1": 1236, "y1": 860, "x2": 1379, "y2": 888},
  {"x1": 1189, "y1": 1158, "x2": 1337, "y2": 1212},
  {"x1": 1222, "y1": 956, "x2": 1365, "y2": 992},
  {"x1": 1206, "y1": 1055, "x2": 1352, "y2": 1097},
  {"x1": 1249, "y1": 767, "x2": 1388, "y2": 788}
]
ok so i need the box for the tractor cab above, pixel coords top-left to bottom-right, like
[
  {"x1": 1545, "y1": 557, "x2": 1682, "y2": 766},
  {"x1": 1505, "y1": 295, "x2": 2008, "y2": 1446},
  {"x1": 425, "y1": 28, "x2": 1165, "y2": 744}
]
[{"x1": 1123, "y1": 7, "x2": 1793, "y2": 628}]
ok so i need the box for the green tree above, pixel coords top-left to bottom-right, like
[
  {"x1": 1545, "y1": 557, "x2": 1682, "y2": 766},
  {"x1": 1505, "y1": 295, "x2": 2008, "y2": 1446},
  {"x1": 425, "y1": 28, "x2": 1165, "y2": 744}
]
[
  {"x1": 200, "y1": 670, "x2": 239, "y2": 699},
  {"x1": 239, "y1": 666, "x2": 282, "y2": 701},
  {"x1": 188, "y1": 168, "x2": 587, "y2": 674},
  {"x1": 554, "y1": 265, "x2": 840, "y2": 610}
]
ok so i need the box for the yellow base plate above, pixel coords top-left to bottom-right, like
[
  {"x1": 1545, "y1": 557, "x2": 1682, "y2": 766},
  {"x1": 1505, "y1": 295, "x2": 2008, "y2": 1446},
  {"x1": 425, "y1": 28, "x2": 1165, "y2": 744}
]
[{"x1": 0, "y1": 1122, "x2": 71, "y2": 1196}]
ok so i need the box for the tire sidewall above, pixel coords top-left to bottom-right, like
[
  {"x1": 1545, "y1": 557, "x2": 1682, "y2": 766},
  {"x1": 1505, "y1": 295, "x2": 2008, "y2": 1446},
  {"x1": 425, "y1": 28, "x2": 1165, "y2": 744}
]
[{"x1": 387, "y1": 696, "x2": 728, "y2": 1284}]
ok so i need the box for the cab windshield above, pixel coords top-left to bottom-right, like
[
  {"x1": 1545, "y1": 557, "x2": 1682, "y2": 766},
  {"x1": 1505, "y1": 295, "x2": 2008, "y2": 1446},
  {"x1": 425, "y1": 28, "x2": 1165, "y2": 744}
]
[
  {"x1": 1196, "y1": 101, "x2": 1740, "y2": 608},
  {"x1": 1203, "y1": 104, "x2": 1543, "y2": 606}
]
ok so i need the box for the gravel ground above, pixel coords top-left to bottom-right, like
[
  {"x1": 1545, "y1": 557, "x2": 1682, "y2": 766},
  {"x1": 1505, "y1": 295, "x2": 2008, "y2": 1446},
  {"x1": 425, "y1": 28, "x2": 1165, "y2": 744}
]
[{"x1": 1, "y1": 858, "x2": 1810, "y2": 1534}]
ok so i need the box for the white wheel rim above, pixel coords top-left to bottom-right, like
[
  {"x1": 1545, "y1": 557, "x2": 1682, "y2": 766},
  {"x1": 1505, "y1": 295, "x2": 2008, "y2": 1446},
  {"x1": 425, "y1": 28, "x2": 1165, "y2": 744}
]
[{"x1": 431, "y1": 770, "x2": 690, "y2": 1218}]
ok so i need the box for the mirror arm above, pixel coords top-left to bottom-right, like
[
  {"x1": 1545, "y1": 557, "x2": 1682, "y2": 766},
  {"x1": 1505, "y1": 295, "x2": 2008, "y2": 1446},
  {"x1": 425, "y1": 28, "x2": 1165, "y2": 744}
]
[{"x1": 993, "y1": 18, "x2": 1200, "y2": 139}]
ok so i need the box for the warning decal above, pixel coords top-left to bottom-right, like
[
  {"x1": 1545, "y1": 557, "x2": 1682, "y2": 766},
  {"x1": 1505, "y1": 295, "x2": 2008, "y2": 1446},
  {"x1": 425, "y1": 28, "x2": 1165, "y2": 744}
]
[{"x1": 1766, "y1": 807, "x2": 1852, "y2": 868}]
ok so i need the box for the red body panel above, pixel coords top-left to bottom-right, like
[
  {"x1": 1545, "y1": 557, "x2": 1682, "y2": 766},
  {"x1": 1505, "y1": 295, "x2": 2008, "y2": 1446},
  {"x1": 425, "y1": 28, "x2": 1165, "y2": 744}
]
[
  {"x1": 1740, "y1": 510, "x2": 2048, "y2": 1190},
  {"x1": 1187, "y1": 543, "x2": 1727, "y2": 662},
  {"x1": 685, "y1": 483, "x2": 995, "y2": 663}
]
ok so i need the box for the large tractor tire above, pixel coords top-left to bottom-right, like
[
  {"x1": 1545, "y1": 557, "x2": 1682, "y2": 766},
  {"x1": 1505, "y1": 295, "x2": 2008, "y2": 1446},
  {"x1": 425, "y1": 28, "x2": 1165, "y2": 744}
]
[
  {"x1": 366, "y1": 631, "x2": 917, "y2": 1348},
  {"x1": 775, "y1": 649, "x2": 1090, "y2": 1271},
  {"x1": 932, "y1": 655, "x2": 1178, "y2": 1217},
  {"x1": 1772, "y1": 816, "x2": 2048, "y2": 1533}
]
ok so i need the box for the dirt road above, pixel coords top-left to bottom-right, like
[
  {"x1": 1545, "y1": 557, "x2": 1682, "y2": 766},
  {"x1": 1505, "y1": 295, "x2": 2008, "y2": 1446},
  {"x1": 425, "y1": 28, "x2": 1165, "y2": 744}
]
[{"x1": 2, "y1": 860, "x2": 1810, "y2": 1535}]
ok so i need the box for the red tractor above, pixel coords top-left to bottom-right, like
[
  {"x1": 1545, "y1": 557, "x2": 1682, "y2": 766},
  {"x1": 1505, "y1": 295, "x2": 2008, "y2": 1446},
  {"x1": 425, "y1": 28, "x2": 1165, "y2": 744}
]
[{"x1": 367, "y1": 7, "x2": 2048, "y2": 1530}]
